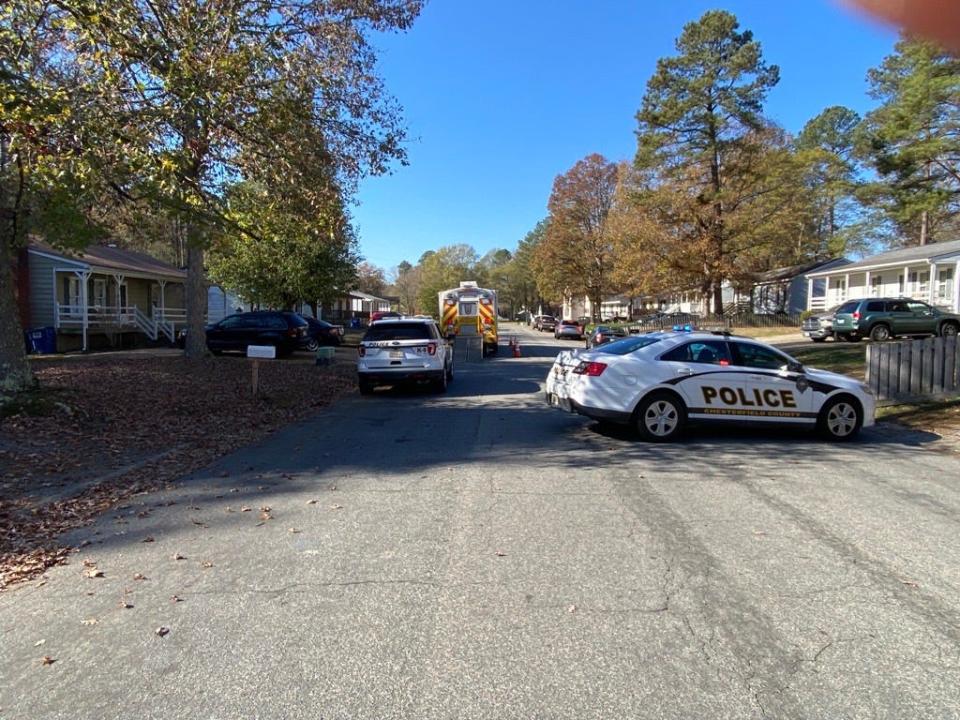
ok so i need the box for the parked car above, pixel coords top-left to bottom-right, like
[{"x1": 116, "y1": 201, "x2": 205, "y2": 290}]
[
  {"x1": 370, "y1": 310, "x2": 402, "y2": 323},
  {"x1": 554, "y1": 319, "x2": 584, "y2": 340},
  {"x1": 356, "y1": 317, "x2": 453, "y2": 394},
  {"x1": 300, "y1": 316, "x2": 343, "y2": 350},
  {"x1": 586, "y1": 325, "x2": 627, "y2": 349},
  {"x1": 205, "y1": 311, "x2": 309, "y2": 356},
  {"x1": 802, "y1": 305, "x2": 842, "y2": 343},
  {"x1": 832, "y1": 297, "x2": 960, "y2": 342},
  {"x1": 536, "y1": 315, "x2": 557, "y2": 332},
  {"x1": 545, "y1": 329, "x2": 876, "y2": 442}
]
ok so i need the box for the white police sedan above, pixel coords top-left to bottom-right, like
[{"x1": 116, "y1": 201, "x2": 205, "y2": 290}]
[{"x1": 545, "y1": 330, "x2": 875, "y2": 442}]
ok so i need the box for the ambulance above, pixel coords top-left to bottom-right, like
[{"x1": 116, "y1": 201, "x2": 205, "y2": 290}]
[{"x1": 438, "y1": 282, "x2": 499, "y2": 356}]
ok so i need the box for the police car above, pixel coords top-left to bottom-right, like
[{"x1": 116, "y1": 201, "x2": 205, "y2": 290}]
[
  {"x1": 357, "y1": 317, "x2": 453, "y2": 394},
  {"x1": 545, "y1": 329, "x2": 875, "y2": 442}
]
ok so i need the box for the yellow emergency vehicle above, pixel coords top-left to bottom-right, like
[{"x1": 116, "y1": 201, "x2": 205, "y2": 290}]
[{"x1": 438, "y1": 282, "x2": 499, "y2": 356}]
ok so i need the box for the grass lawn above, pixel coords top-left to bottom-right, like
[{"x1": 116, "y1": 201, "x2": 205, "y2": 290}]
[
  {"x1": 791, "y1": 344, "x2": 867, "y2": 379},
  {"x1": 729, "y1": 326, "x2": 802, "y2": 339}
]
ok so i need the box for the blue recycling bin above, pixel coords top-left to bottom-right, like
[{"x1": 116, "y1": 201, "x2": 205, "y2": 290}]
[{"x1": 25, "y1": 326, "x2": 56, "y2": 354}]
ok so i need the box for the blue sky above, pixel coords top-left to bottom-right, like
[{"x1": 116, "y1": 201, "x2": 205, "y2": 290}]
[{"x1": 353, "y1": 1, "x2": 899, "y2": 271}]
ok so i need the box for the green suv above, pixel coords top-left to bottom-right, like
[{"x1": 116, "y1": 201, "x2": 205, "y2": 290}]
[{"x1": 832, "y1": 297, "x2": 960, "y2": 342}]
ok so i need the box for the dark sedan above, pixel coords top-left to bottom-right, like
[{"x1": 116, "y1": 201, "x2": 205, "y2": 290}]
[
  {"x1": 585, "y1": 325, "x2": 627, "y2": 349},
  {"x1": 301, "y1": 316, "x2": 343, "y2": 350},
  {"x1": 205, "y1": 311, "x2": 308, "y2": 356}
]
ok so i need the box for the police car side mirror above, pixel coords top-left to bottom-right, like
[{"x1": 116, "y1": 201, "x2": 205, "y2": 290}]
[{"x1": 787, "y1": 360, "x2": 804, "y2": 374}]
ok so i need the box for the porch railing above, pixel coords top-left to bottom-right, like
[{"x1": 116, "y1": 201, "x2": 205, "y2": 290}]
[{"x1": 54, "y1": 302, "x2": 187, "y2": 343}]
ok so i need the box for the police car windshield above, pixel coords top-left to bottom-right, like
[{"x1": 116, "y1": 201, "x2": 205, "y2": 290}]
[{"x1": 594, "y1": 335, "x2": 663, "y2": 355}]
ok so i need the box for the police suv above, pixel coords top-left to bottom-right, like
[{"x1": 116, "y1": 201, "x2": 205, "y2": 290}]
[
  {"x1": 357, "y1": 317, "x2": 453, "y2": 394},
  {"x1": 545, "y1": 329, "x2": 875, "y2": 442}
]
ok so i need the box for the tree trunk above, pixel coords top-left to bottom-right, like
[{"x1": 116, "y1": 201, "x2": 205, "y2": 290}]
[
  {"x1": 919, "y1": 210, "x2": 929, "y2": 246},
  {"x1": 0, "y1": 235, "x2": 34, "y2": 395},
  {"x1": 184, "y1": 243, "x2": 208, "y2": 358},
  {"x1": 713, "y1": 281, "x2": 724, "y2": 317}
]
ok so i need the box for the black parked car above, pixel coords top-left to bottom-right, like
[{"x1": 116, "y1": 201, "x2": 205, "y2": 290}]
[
  {"x1": 586, "y1": 325, "x2": 627, "y2": 348},
  {"x1": 300, "y1": 316, "x2": 343, "y2": 351},
  {"x1": 205, "y1": 311, "x2": 309, "y2": 356}
]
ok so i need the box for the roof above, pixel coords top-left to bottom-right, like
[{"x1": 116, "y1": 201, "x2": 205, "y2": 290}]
[
  {"x1": 29, "y1": 241, "x2": 186, "y2": 279},
  {"x1": 348, "y1": 289, "x2": 390, "y2": 302},
  {"x1": 754, "y1": 258, "x2": 849, "y2": 283},
  {"x1": 807, "y1": 239, "x2": 960, "y2": 277}
]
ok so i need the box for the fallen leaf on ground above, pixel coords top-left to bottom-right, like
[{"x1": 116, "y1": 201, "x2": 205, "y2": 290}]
[
  {"x1": 82, "y1": 559, "x2": 97, "y2": 568},
  {"x1": 142, "y1": 536, "x2": 155, "y2": 543},
  {"x1": 259, "y1": 506, "x2": 271, "y2": 512},
  {"x1": 155, "y1": 626, "x2": 170, "y2": 637},
  {"x1": 80, "y1": 618, "x2": 98, "y2": 625},
  {"x1": 118, "y1": 600, "x2": 133, "y2": 609},
  {"x1": 306, "y1": 499, "x2": 318, "y2": 505},
  {"x1": 34, "y1": 639, "x2": 45, "y2": 646},
  {"x1": 568, "y1": 605, "x2": 577, "y2": 613},
  {"x1": 288, "y1": 528, "x2": 301, "y2": 534},
  {"x1": 40, "y1": 656, "x2": 55, "y2": 665},
  {"x1": 494, "y1": 551, "x2": 507, "y2": 557},
  {"x1": 172, "y1": 553, "x2": 186, "y2": 561},
  {"x1": 84, "y1": 568, "x2": 104, "y2": 578},
  {"x1": 200, "y1": 561, "x2": 213, "y2": 568},
  {"x1": 170, "y1": 595, "x2": 183, "y2": 603},
  {"x1": 240, "y1": 507, "x2": 251, "y2": 513},
  {"x1": 330, "y1": 504, "x2": 343, "y2": 510},
  {"x1": 133, "y1": 573, "x2": 147, "y2": 581}
]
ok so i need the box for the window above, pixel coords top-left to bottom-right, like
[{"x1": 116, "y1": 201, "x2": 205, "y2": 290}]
[
  {"x1": 907, "y1": 301, "x2": 933, "y2": 315},
  {"x1": 93, "y1": 278, "x2": 106, "y2": 308},
  {"x1": 263, "y1": 316, "x2": 288, "y2": 330},
  {"x1": 908, "y1": 270, "x2": 930, "y2": 295},
  {"x1": 871, "y1": 275, "x2": 882, "y2": 296},
  {"x1": 596, "y1": 335, "x2": 664, "y2": 356},
  {"x1": 459, "y1": 301, "x2": 478, "y2": 316},
  {"x1": 937, "y1": 268, "x2": 955, "y2": 301},
  {"x1": 363, "y1": 322, "x2": 433, "y2": 341},
  {"x1": 217, "y1": 315, "x2": 246, "y2": 329},
  {"x1": 888, "y1": 300, "x2": 910, "y2": 313},
  {"x1": 866, "y1": 301, "x2": 885, "y2": 312},
  {"x1": 731, "y1": 342, "x2": 792, "y2": 370},
  {"x1": 837, "y1": 300, "x2": 860, "y2": 314},
  {"x1": 660, "y1": 340, "x2": 732, "y2": 365}
]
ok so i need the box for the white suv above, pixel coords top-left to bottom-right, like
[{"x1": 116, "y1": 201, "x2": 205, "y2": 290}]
[{"x1": 357, "y1": 317, "x2": 453, "y2": 394}]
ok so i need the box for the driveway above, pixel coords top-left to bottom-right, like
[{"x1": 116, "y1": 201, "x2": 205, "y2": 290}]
[{"x1": 2, "y1": 324, "x2": 959, "y2": 719}]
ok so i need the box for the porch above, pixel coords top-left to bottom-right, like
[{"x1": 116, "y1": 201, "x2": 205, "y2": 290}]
[
  {"x1": 52, "y1": 268, "x2": 187, "y2": 347},
  {"x1": 807, "y1": 260, "x2": 960, "y2": 312}
]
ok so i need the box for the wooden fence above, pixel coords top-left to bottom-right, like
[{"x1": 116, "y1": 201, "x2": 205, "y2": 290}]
[{"x1": 865, "y1": 336, "x2": 960, "y2": 405}]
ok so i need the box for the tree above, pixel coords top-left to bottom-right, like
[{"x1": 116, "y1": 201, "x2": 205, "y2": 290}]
[
  {"x1": 1, "y1": 1, "x2": 107, "y2": 394},
  {"x1": 416, "y1": 244, "x2": 479, "y2": 316},
  {"x1": 533, "y1": 154, "x2": 618, "y2": 321},
  {"x1": 389, "y1": 260, "x2": 422, "y2": 314},
  {"x1": 797, "y1": 106, "x2": 867, "y2": 256},
  {"x1": 54, "y1": 0, "x2": 423, "y2": 357},
  {"x1": 635, "y1": 10, "x2": 780, "y2": 315},
  {"x1": 207, "y1": 181, "x2": 358, "y2": 313},
  {"x1": 355, "y1": 262, "x2": 387, "y2": 297},
  {"x1": 857, "y1": 36, "x2": 960, "y2": 246}
]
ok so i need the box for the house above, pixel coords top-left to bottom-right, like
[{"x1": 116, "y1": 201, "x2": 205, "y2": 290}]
[
  {"x1": 805, "y1": 240, "x2": 960, "y2": 312},
  {"x1": 749, "y1": 258, "x2": 850, "y2": 314},
  {"x1": 16, "y1": 241, "x2": 188, "y2": 352},
  {"x1": 322, "y1": 290, "x2": 391, "y2": 322}
]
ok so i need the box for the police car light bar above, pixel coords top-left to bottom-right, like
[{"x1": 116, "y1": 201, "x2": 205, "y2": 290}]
[{"x1": 671, "y1": 324, "x2": 694, "y2": 332}]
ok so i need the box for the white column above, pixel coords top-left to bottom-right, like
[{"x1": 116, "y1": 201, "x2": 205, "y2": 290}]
[
  {"x1": 843, "y1": 273, "x2": 850, "y2": 301},
  {"x1": 76, "y1": 269, "x2": 91, "y2": 351},
  {"x1": 929, "y1": 263, "x2": 937, "y2": 304},
  {"x1": 158, "y1": 280, "x2": 167, "y2": 320},
  {"x1": 806, "y1": 277, "x2": 814, "y2": 310},
  {"x1": 113, "y1": 273, "x2": 124, "y2": 320},
  {"x1": 903, "y1": 265, "x2": 911, "y2": 296},
  {"x1": 864, "y1": 271, "x2": 872, "y2": 297},
  {"x1": 954, "y1": 261, "x2": 960, "y2": 312}
]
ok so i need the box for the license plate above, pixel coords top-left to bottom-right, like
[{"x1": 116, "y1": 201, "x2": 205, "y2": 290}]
[{"x1": 390, "y1": 350, "x2": 404, "y2": 359}]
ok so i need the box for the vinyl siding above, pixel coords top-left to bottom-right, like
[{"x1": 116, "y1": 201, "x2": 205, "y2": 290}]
[{"x1": 27, "y1": 254, "x2": 58, "y2": 328}]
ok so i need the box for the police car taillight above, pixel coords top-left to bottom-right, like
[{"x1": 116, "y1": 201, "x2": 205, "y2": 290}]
[
  {"x1": 427, "y1": 343, "x2": 437, "y2": 355},
  {"x1": 573, "y1": 361, "x2": 607, "y2": 376}
]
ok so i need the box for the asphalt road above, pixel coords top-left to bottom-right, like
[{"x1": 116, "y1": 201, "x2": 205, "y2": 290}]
[{"x1": 2, "y1": 324, "x2": 960, "y2": 719}]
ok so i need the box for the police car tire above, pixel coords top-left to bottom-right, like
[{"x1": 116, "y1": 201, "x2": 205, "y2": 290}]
[
  {"x1": 434, "y1": 372, "x2": 448, "y2": 394},
  {"x1": 817, "y1": 395, "x2": 862, "y2": 441},
  {"x1": 635, "y1": 392, "x2": 686, "y2": 443}
]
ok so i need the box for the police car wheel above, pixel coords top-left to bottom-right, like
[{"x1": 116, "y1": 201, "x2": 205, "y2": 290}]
[
  {"x1": 635, "y1": 392, "x2": 685, "y2": 442},
  {"x1": 818, "y1": 395, "x2": 862, "y2": 441}
]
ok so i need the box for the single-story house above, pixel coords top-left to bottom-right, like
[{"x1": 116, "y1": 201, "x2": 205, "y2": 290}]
[
  {"x1": 805, "y1": 240, "x2": 960, "y2": 313},
  {"x1": 322, "y1": 290, "x2": 391, "y2": 322},
  {"x1": 750, "y1": 258, "x2": 849, "y2": 314},
  {"x1": 16, "y1": 241, "x2": 189, "y2": 352}
]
